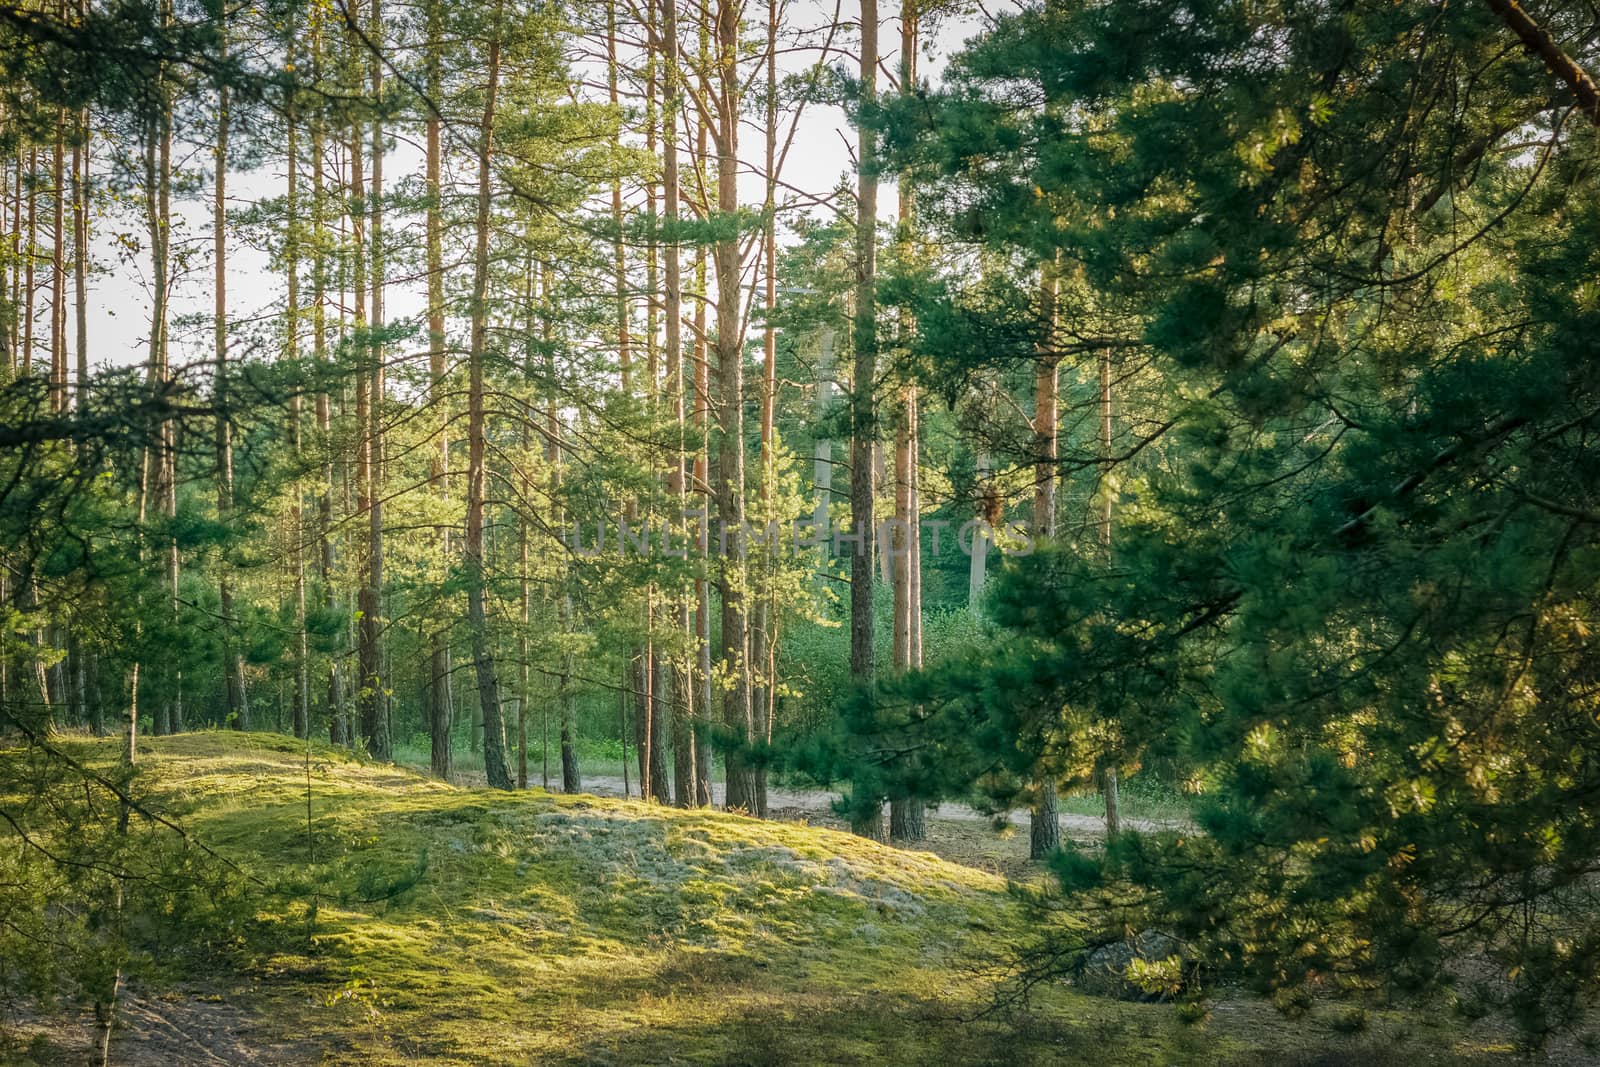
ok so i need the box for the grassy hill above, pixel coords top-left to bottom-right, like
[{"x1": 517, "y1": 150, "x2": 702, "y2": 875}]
[{"x1": 5, "y1": 733, "x2": 1544, "y2": 1065}]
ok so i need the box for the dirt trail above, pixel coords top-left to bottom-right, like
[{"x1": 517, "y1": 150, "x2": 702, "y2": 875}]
[{"x1": 570, "y1": 774, "x2": 1178, "y2": 836}]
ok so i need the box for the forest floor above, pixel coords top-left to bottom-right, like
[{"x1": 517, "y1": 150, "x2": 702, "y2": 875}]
[
  {"x1": 582, "y1": 775, "x2": 1176, "y2": 883},
  {"x1": 435, "y1": 765, "x2": 1181, "y2": 883},
  {"x1": 6, "y1": 732, "x2": 1584, "y2": 1065}
]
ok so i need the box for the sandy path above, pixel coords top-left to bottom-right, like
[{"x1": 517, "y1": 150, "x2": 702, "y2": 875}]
[{"x1": 569, "y1": 774, "x2": 1177, "y2": 836}]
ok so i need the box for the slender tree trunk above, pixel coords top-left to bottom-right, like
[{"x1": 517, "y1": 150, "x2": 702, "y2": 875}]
[
  {"x1": 287, "y1": 45, "x2": 310, "y2": 740},
  {"x1": 86, "y1": 652, "x2": 102, "y2": 736},
  {"x1": 1099, "y1": 347, "x2": 1121, "y2": 837},
  {"x1": 45, "y1": 98, "x2": 74, "y2": 727},
  {"x1": 660, "y1": 0, "x2": 697, "y2": 808},
  {"x1": 350, "y1": 71, "x2": 378, "y2": 753},
  {"x1": 338, "y1": 211, "x2": 358, "y2": 749},
  {"x1": 518, "y1": 520, "x2": 529, "y2": 791},
  {"x1": 127, "y1": 454, "x2": 149, "y2": 764},
  {"x1": 517, "y1": 252, "x2": 539, "y2": 790},
  {"x1": 557, "y1": 590, "x2": 579, "y2": 791},
  {"x1": 24, "y1": 146, "x2": 35, "y2": 378},
  {"x1": 909, "y1": 399, "x2": 923, "y2": 674},
  {"x1": 466, "y1": 4, "x2": 513, "y2": 790},
  {"x1": 746, "y1": 0, "x2": 783, "y2": 819},
  {"x1": 143, "y1": 24, "x2": 179, "y2": 737},
  {"x1": 361, "y1": 0, "x2": 390, "y2": 760},
  {"x1": 311, "y1": 8, "x2": 346, "y2": 745},
  {"x1": 711, "y1": 0, "x2": 756, "y2": 815},
  {"x1": 645, "y1": 11, "x2": 672, "y2": 805},
  {"x1": 425, "y1": 0, "x2": 453, "y2": 781},
  {"x1": 888, "y1": 1, "x2": 925, "y2": 843},
  {"x1": 1029, "y1": 262, "x2": 1061, "y2": 859},
  {"x1": 813, "y1": 325, "x2": 835, "y2": 533},
  {"x1": 72, "y1": 105, "x2": 87, "y2": 406},
  {"x1": 215, "y1": 60, "x2": 251, "y2": 731},
  {"x1": 50, "y1": 113, "x2": 65, "y2": 411},
  {"x1": 7, "y1": 148, "x2": 20, "y2": 372},
  {"x1": 968, "y1": 449, "x2": 990, "y2": 609},
  {"x1": 161, "y1": 77, "x2": 178, "y2": 734},
  {"x1": 538, "y1": 262, "x2": 578, "y2": 792},
  {"x1": 692, "y1": 227, "x2": 714, "y2": 807},
  {"x1": 888, "y1": 399, "x2": 916, "y2": 839},
  {"x1": 849, "y1": 0, "x2": 882, "y2": 840}
]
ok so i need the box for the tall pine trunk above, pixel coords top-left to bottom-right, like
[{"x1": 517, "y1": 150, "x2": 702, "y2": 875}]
[
  {"x1": 748, "y1": 0, "x2": 782, "y2": 819},
  {"x1": 24, "y1": 146, "x2": 35, "y2": 379},
  {"x1": 711, "y1": 0, "x2": 755, "y2": 814},
  {"x1": 311, "y1": 6, "x2": 346, "y2": 745},
  {"x1": 142, "y1": 17, "x2": 180, "y2": 737},
  {"x1": 644, "y1": 21, "x2": 672, "y2": 805},
  {"x1": 466, "y1": 4, "x2": 514, "y2": 790},
  {"x1": 348, "y1": 24, "x2": 378, "y2": 753},
  {"x1": 285, "y1": 40, "x2": 310, "y2": 741},
  {"x1": 692, "y1": 216, "x2": 714, "y2": 807},
  {"x1": 50, "y1": 111, "x2": 65, "y2": 411},
  {"x1": 425, "y1": 0, "x2": 453, "y2": 779},
  {"x1": 361, "y1": 0, "x2": 390, "y2": 760},
  {"x1": 72, "y1": 104, "x2": 87, "y2": 406},
  {"x1": 1099, "y1": 347, "x2": 1121, "y2": 837},
  {"x1": 849, "y1": 0, "x2": 882, "y2": 840},
  {"x1": 214, "y1": 53, "x2": 251, "y2": 731},
  {"x1": 659, "y1": 0, "x2": 697, "y2": 808},
  {"x1": 7, "y1": 149, "x2": 19, "y2": 370},
  {"x1": 538, "y1": 263, "x2": 580, "y2": 792},
  {"x1": 1028, "y1": 261, "x2": 1061, "y2": 858},
  {"x1": 889, "y1": 2, "x2": 925, "y2": 843}
]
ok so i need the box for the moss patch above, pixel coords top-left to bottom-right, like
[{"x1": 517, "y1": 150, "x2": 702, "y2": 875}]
[{"x1": 18, "y1": 732, "x2": 1539, "y2": 1065}]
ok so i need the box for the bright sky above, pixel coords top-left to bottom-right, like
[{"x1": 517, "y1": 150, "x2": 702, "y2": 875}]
[{"x1": 72, "y1": 0, "x2": 1010, "y2": 373}]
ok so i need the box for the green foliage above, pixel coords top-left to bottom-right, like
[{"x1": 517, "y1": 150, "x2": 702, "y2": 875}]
[
  {"x1": 869, "y1": 0, "x2": 1600, "y2": 1044},
  {"x1": 0, "y1": 736, "x2": 256, "y2": 1029}
]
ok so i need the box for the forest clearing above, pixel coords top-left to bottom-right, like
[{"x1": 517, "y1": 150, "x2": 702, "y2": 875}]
[
  {"x1": 8, "y1": 0, "x2": 1600, "y2": 1060},
  {"x1": 0, "y1": 733, "x2": 1573, "y2": 1064}
]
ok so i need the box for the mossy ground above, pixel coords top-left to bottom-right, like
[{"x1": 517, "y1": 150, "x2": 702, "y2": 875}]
[{"x1": 8, "y1": 732, "x2": 1555, "y2": 1064}]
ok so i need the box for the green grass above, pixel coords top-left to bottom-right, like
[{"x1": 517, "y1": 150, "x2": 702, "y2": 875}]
[
  {"x1": 1055, "y1": 778, "x2": 1196, "y2": 825},
  {"x1": 16, "y1": 732, "x2": 1540, "y2": 1065},
  {"x1": 393, "y1": 735, "x2": 670, "y2": 786}
]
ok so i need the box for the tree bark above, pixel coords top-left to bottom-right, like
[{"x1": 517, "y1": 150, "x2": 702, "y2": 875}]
[
  {"x1": 1099, "y1": 347, "x2": 1121, "y2": 837},
  {"x1": 466, "y1": 2, "x2": 514, "y2": 791},
  {"x1": 516, "y1": 247, "x2": 540, "y2": 790},
  {"x1": 72, "y1": 103, "x2": 87, "y2": 407},
  {"x1": 286, "y1": 43, "x2": 310, "y2": 741},
  {"x1": 1483, "y1": 0, "x2": 1600, "y2": 125},
  {"x1": 50, "y1": 111, "x2": 65, "y2": 411},
  {"x1": 24, "y1": 146, "x2": 35, "y2": 379},
  {"x1": 660, "y1": 0, "x2": 697, "y2": 809},
  {"x1": 692, "y1": 216, "x2": 714, "y2": 807},
  {"x1": 889, "y1": 2, "x2": 925, "y2": 843},
  {"x1": 710, "y1": 0, "x2": 757, "y2": 815},
  {"x1": 747, "y1": 0, "x2": 783, "y2": 819},
  {"x1": 849, "y1": 0, "x2": 882, "y2": 841},
  {"x1": 215, "y1": 49, "x2": 251, "y2": 731},
  {"x1": 423, "y1": 0, "x2": 452, "y2": 778},
  {"x1": 645, "y1": 9, "x2": 672, "y2": 806},
  {"x1": 357, "y1": 0, "x2": 390, "y2": 760},
  {"x1": 311, "y1": 5, "x2": 347, "y2": 746},
  {"x1": 7, "y1": 149, "x2": 19, "y2": 370},
  {"x1": 538, "y1": 262, "x2": 580, "y2": 793},
  {"x1": 141, "y1": 14, "x2": 179, "y2": 737},
  {"x1": 348, "y1": 22, "x2": 378, "y2": 753},
  {"x1": 1029, "y1": 262, "x2": 1061, "y2": 859}
]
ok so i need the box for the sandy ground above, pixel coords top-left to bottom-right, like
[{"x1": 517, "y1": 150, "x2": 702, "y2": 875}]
[
  {"x1": 575, "y1": 773, "x2": 1175, "y2": 835},
  {"x1": 546, "y1": 774, "x2": 1185, "y2": 882}
]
